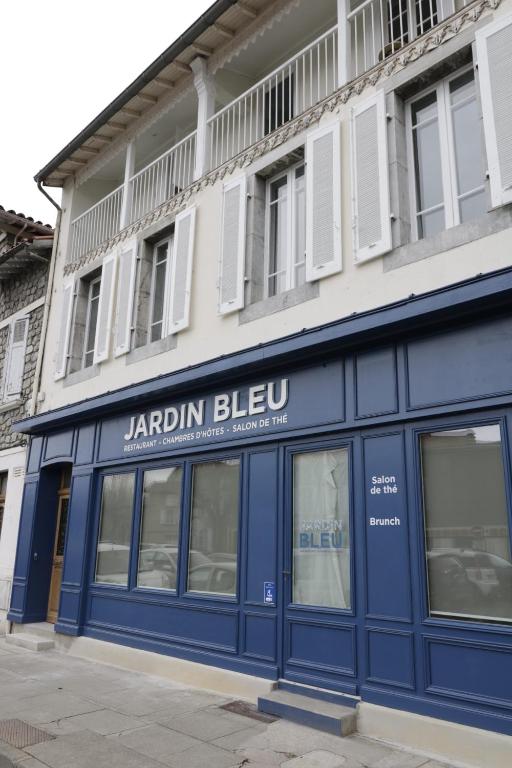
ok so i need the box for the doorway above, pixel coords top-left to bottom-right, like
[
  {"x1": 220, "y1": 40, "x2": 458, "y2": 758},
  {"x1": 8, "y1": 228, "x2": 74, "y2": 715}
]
[{"x1": 47, "y1": 467, "x2": 71, "y2": 623}]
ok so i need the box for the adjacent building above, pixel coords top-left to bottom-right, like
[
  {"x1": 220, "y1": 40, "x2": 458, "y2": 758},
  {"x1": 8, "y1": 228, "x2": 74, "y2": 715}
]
[
  {"x1": 6, "y1": 0, "x2": 512, "y2": 753},
  {"x1": 0, "y1": 207, "x2": 53, "y2": 633}
]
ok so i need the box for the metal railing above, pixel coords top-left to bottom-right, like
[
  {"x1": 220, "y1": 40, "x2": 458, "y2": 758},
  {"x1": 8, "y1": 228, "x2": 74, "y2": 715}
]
[
  {"x1": 207, "y1": 26, "x2": 338, "y2": 171},
  {"x1": 129, "y1": 131, "x2": 196, "y2": 224},
  {"x1": 69, "y1": 185, "x2": 123, "y2": 265},
  {"x1": 348, "y1": 0, "x2": 470, "y2": 79}
]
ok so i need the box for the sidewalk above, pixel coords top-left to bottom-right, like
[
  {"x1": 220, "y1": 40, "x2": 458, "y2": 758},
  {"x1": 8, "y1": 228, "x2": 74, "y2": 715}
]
[{"x1": 0, "y1": 638, "x2": 456, "y2": 768}]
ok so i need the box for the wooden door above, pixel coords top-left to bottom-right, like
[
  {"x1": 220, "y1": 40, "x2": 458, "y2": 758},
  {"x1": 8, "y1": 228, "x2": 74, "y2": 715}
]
[{"x1": 47, "y1": 470, "x2": 71, "y2": 623}]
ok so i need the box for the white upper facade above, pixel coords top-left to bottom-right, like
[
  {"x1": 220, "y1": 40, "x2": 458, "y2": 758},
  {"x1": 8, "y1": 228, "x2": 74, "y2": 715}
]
[{"x1": 37, "y1": 0, "x2": 512, "y2": 414}]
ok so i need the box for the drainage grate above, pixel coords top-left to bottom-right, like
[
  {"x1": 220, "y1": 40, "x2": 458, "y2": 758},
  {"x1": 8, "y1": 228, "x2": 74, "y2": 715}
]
[
  {"x1": 0, "y1": 720, "x2": 55, "y2": 749},
  {"x1": 220, "y1": 700, "x2": 279, "y2": 723}
]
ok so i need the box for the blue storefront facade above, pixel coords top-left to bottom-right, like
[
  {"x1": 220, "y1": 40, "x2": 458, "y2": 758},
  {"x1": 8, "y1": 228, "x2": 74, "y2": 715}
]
[{"x1": 8, "y1": 267, "x2": 512, "y2": 738}]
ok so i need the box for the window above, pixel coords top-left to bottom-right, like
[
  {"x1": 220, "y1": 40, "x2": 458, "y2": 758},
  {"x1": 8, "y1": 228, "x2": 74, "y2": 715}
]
[
  {"x1": 421, "y1": 424, "x2": 512, "y2": 624},
  {"x1": 83, "y1": 275, "x2": 101, "y2": 368},
  {"x1": 148, "y1": 236, "x2": 173, "y2": 343},
  {"x1": 266, "y1": 163, "x2": 306, "y2": 297},
  {"x1": 407, "y1": 67, "x2": 487, "y2": 240},
  {"x1": 187, "y1": 459, "x2": 240, "y2": 596},
  {"x1": 2, "y1": 317, "x2": 29, "y2": 401},
  {"x1": 292, "y1": 449, "x2": 351, "y2": 609},
  {"x1": 95, "y1": 473, "x2": 136, "y2": 585},
  {"x1": 137, "y1": 466, "x2": 183, "y2": 590},
  {"x1": 0, "y1": 472, "x2": 7, "y2": 542}
]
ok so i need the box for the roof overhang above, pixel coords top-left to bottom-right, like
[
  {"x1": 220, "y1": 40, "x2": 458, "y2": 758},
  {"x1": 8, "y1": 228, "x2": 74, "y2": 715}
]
[{"x1": 0, "y1": 238, "x2": 53, "y2": 281}]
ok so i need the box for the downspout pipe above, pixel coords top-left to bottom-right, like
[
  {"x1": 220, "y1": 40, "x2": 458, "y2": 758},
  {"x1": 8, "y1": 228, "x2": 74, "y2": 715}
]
[{"x1": 29, "y1": 183, "x2": 62, "y2": 417}]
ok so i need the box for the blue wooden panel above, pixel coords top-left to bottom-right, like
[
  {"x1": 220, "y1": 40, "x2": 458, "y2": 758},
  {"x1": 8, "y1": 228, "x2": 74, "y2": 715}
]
[
  {"x1": 367, "y1": 629, "x2": 414, "y2": 689},
  {"x1": 27, "y1": 437, "x2": 43, "y2": 474},
  {"x1": 243, "y1": 612, "x2": 277, "y2": 662},
  {"x1": 88, "y1": 594, "x2": 238, "y2": 654},
  {"x1": 356, "y1": 347, "x2": 398, "y2": 418},
  {"x1": 62, "y1": 474, "x2": 92, "y2": 588},
  {"x1": 245, "y1": 450, "x2": 278, "y2": 605},
  {"x1": 425, "y1": 636, "x2": 512, "y2": 708},
  {"x1": 364, "y1": 433, "x2": 411, "y2": 621},
  {"x1": 287, "y1": 619, "x2": 355, "y2": 675},
  {"x1": 44, "y1": 430, "x2": 74, "y2": 462},
  {"x1": 75, "y1": 424, "x2": 96, "y2": 465},
  {"x1": 407, "y1": 316, "x2": 512, "y2": 409}
]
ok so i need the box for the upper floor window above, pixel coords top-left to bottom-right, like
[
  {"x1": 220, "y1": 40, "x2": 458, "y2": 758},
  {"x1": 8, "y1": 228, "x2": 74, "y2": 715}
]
[
  {"x1": 1, "y1": 317, "x2": 29, "y2": 402},
  {"x1": 83, "y1": 275, "x2": 101, "y2": 369},
  {"x1": 407, "y1": 67, "x2": 487, "y2": 240},
  {"x1": 149, "y1": 235, "x2": 174, "y2": 343},
  {"x1": 0, "y1": 472, "x2": 7, "y2": 542},
  {"x1": 266, "y1": 163, "x2": 306, "y2": 298}
]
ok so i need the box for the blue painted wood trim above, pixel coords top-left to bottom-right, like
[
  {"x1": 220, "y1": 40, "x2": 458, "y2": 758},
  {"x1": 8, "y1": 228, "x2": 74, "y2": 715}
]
[{"x1": 14, "y1": 267, "x2": 512, "y2": 435}]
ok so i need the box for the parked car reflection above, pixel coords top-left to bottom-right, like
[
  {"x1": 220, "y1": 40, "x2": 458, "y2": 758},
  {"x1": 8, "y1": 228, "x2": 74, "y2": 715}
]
[
  {"x1": 427, "y1": 548, "x2": 512, "y2": 619},
  {"x1": 188, "y1": 561, "x2": 237, "y2": 595},
  {"x1": 138, "y1": 547, "x2": 209, "y2": 590}
]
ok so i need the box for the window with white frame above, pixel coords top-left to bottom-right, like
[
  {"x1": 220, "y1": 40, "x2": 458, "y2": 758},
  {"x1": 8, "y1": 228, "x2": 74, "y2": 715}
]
[
  {"x1": 83, "y1": 275, "x2": 101, "y2": 368},
  {"x1": 148, "y1": 235, "x2": 174, "y2": 343},
  {"x1": 1, "y1": 317, "x2": 29, "y2": 402},
  {"x1": 407, "y1": 66, "x2": 487, "y2": 241},
  {"x1": 266, "y1": 163, "x2": 306, "y2": 298}
]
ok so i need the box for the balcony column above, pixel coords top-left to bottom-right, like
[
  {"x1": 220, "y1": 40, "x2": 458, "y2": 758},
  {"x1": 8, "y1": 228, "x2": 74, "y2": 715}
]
[
  {"x1": 191, "y1": 57, "x2": 216, "y2": 180},
  {"x1": 337, "y1": 0, "x2": 352, "y2": 86},
  {"x1": 119, "y1": 140, "x2": 136, "y2": 229}
]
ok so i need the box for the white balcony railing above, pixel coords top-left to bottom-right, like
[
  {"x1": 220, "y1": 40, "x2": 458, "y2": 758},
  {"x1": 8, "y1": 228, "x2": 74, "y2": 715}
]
[
  {"x1": 129, "y1": 131, "x2": 196, "y2": 224},
  {"x1": 207, "y1": 25, "x2": 339, "y2": 171},
  {"x1": 348, "y1": 0, "x2": 470, "y2": 79},
  {"x1": 69, "y1": 184, "x2": 123, "y2": 265}
]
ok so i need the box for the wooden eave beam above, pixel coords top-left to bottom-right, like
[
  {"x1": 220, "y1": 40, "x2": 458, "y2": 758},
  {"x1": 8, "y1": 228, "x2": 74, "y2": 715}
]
[
  {"x1": 237, "y1": 1, "x2": 257, "y2": 19},
  {"x1": 66, "y1": 158, "x2": 88, "y2": 166},
  {"x1": 93, "y1": 134, "x2": 113, "y2": 144},
  {"x1": 80, "y1": 146, "x2": 100, "y2": 155},
  {"x1": 107, "y1": 120, "x2": 128, "y2": 130},
  {"x1": 154, "y1": 76, "x2": 175, "y2": 89},
  {"x1": 137, "y1": 92, "x2": 159, "y2": 104},
  {"x1": 119, "y1": 106, "x2": 142, "y2": 118},
  {"x1": 191, "y1": 42, "x2": 213, "y2": 56},
  {"x1": 213, "y1": 22, "x2": 235, "y2": 39},
  {"x1": 172, "y1": 60, "x2": 192, "y2": 74}
]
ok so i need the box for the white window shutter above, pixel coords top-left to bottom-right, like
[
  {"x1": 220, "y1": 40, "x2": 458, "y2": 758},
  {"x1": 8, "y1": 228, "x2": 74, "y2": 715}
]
[
  {"x1": 114, "y1": 241, "x2": 138, "y2": 357},
  {"x1": 306, "y1": 120, "x2": 342, "y2": 282},
  {"x1": 93, "y1": 251, "x2": 118, "y2": 364},
  {"x1": 351, "y1": 91, "x2": 391, "y2": 262},
  {"x1": 219, "y1": 176, "x2": 246, "y2": 315},
  {"x1": 166, "y1": 206, "x2": 196, "y2": 334},
  {"x1": 476, "y1": 13, "x2": 512, "y2": 208},
  {"x1": 4, "y1": 317, "x2": 29, "y2": 399},
  {"x1": 54, "y1": 278, "x2": 75, "y2": 381}
]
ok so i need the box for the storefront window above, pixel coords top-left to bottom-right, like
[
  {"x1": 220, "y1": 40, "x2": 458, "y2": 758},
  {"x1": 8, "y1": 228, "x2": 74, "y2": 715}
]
[
  {"x1": 421, "y1": 425, "x2": 512, "y2": 623},
  {"x1": 95, "y1": 473, "x2": 135, "y2": 585},
  {"x1": 187, "y1": 459, "x2": 240, "y2": 596},
  {"x1": 137, "y1": 466, "x2": 183, "y2": 590},
  {"x1": 292, "y1": 449, "x2": 351, "y2": 609}
]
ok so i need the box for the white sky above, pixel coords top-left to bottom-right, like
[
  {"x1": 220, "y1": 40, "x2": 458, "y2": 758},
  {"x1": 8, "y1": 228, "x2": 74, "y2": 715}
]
[{"x1": 0, "y1": 1, "x2": 213, "y2": 228}]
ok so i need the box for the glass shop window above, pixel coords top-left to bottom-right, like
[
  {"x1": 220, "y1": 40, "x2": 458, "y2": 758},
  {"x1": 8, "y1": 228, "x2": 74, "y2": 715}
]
[
  {"x1": 421, "y1": 424, "x2": 512, "y2": 623},
  {"x1": 187, "y1": 459, "x2": 240, "y2": 596},
  {"x1": 137, "y1": 466, "x2": 183, "y2": 591},
  {"x1": 95, "y1": 473, "x2": 136, "y2": 586},
  {"x1": 292, "y1": 449, "x2": 351, "y2": 610}
]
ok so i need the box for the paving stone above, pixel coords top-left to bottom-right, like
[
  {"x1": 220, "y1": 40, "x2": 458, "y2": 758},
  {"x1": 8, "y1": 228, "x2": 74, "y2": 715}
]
[
  {"x1": 0, "y1": 739, "x2": 28, "y2": 764},
  {"x1": 111, "y1": 723, "x2": 200, "y2": 762},
  {"x1": 25, "y1": 730, "x2": 165, "y2": 768},
  {"x1": 165, "y1": 740, "x2": 241, "y2": 768},
  {"x1": 15, "y1": 760, "x2": 49, "y2": 768},
  {"x1": 211, "y1": 724, "x2": 267, "y2": 750},
  {"x1": 370, "y1": 751, "x2": 429, "y2": 768},
  {"x1": 57, "y1": 709, "x2": 144, "y2": 736},
  {"x1": 159, "y1": 708, "x2": 252, "y2": 741},
  {"x1": 13, "y1": 693, "x2": 101, "y2": 725},
  {"x1": 281, "y1": 750, "x2": 348, "y2": 767}
]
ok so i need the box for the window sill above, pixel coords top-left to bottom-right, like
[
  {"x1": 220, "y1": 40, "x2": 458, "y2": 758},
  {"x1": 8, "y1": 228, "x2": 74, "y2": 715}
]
[
  {"x1": 384, "y1": 206, "x2": 512, "y2": 272},
  {"x1": 0, "y1": 399, "x2": 24, "y2": 414},
  {"x1": 239, "y1": 282, "x2": 319, "y2": 325},
  {"x1": 126, "y1": 334, "x2": 177, "y2": 366},
  {"x1": 63, "y1": 364, "x2": 100, "y2": 388}
]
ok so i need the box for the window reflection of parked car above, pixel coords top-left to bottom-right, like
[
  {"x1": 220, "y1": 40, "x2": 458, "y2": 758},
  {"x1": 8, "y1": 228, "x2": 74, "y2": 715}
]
[
  {"x1": 427, "y1": 549, "x2": 512, "y2": 616},
  {"x1": 188, "y1": 562, "x2": 237, "y2": 595},
  {"x1": 138, "y1": 548, "x2": 210, "y2": 590},
  {"x1": 96, "y1": 543, "x2": 130, "y2": 583}
]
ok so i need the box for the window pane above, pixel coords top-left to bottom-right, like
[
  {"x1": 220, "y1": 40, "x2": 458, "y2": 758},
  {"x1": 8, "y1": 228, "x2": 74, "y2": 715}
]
[
  {"x1": 294, "y1": 169, "x2": 306, "y2": 287},
  {"x1": 293, "y1": 449, "x2": 351, "y2": 609},
  {"x1": 85, "y1": 282, "x2": 100, "y2": 367},
  {"x1": 459, "y1": 189, "x2": 487, "y2": 223},
  {"x1": 96, "y1": 473, "x2": 135, "y2": 585},
  {"x1": 137, "y1": 466, "x2": 183, "y2": 590},
  {"x1": 412, "y1": 93, "x2": 444, "y2": 221},
  {"x1": 150, "y1": 257, "x2": 167, "y2": 340},
  {"x1": 418, "y1": 207, "x2": 445, "y2": 239},
  {"x1": 188, "y1": 459, "x2": 240, "y2": 595},
  {"x1": 421, "y1": 425, "x2": 512, "y2": 623},
  {"x1": 268, "y1": 177, "x2": 288, "y2": 297},
  {"x1": 450, "y1": 75, "x2": 486, "y2": 220}
]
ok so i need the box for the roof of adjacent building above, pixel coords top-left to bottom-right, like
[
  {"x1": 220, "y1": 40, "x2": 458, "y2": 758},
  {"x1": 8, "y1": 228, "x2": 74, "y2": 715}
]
[
  {"x1": 0, "y1": 207, "x2": 54, "y2": 281},
  {"x1": 35, "y1": 0, "x2": 274, "y2": 188},
  {"x1": 0, "y1": 206, "x2": 53, "y2": 237}
]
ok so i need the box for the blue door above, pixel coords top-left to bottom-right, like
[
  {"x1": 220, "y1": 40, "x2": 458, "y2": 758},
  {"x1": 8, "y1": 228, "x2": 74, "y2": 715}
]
[{"x1": 281, "y1": 439, "x2": 360, "y2": 695}]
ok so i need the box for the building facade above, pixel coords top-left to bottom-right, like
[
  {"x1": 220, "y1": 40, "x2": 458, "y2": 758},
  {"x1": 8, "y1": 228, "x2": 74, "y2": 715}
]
[
  {"x1": 8, "y1": 0, "x2": 512, "y2": 750},
  {"x1": 0, "y1": 207, "x2": 53, "y2": 633}
]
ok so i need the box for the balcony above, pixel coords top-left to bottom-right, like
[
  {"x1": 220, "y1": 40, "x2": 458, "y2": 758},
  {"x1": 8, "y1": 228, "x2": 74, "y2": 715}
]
[{"x1": 68, "y1": 0, "x2": 472, "y2": 265}]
